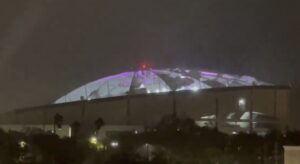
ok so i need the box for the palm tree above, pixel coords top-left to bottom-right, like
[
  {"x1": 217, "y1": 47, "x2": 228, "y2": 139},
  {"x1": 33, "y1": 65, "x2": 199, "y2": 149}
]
[
  {"x1": 53, "y1": 113, "x2": 63, "y2": 134},
  {"x1": 94, "y1": 117, "x2": 104, "y2": 134},
  {"x1": 71, "y1": 121, "x2": 81, "y2": 138}
]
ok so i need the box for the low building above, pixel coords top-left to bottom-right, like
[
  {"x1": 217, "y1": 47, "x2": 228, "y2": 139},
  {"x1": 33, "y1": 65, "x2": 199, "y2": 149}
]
[{"x1": 284, "y1": 146, "x2": 300, "y2": 164}]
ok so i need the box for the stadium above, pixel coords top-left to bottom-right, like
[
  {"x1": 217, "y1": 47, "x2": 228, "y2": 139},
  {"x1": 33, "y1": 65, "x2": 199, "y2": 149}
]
[{"x1": 0, "y1": 67, "x2": 290, "y2": 137}]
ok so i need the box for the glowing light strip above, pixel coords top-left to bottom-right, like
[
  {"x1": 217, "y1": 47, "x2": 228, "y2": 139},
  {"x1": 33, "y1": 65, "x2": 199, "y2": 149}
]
[{"x1": 201, "y1": 71, "x2": 218, "y2": 76}]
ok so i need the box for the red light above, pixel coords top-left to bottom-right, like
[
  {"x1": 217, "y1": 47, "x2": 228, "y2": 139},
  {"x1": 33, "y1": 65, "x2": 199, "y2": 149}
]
[
  {"x1": 142, "y1": 64, "x2": 147, "y2": 69},
  {"x1": 141, "y1": 63, "x2": 149, "y2": 70}
]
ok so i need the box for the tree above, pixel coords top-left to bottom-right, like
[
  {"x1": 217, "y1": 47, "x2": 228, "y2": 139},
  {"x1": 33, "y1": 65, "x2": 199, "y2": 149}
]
[
  {"x1": 29, "y1": 133, "x2": 60, "y2": 164},
  {"x1": 29, "y1": 133, "x2": 86, "y2": 164},
  {"x1": 178, "y1": 118, "x2": 198, "y2": 133},
  {"x1": 95, "y1": 117, "x2": 104, "y2": 134},
  {"x1": 53, "y1": 113, "x2": 63, "y2": 134},
  {"x1": 156, "y1": 114, "x2": 180, "y2": 132},
  {"x1": 0, "y1": 130, "x2": 23, "y2": 164}
]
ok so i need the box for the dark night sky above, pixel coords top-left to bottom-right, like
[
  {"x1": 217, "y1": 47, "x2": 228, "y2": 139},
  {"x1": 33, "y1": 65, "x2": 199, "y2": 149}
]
[{"x1": 0, "y1": 0, "x2": 300, "y2": 113}]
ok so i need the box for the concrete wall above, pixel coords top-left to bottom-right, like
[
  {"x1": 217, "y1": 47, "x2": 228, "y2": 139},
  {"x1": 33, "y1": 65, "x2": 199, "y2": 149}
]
[
  {"x1": 0, "y1": 86, "x2": 290, "y2": 134},
  {"x1": 129, "y1": 93, "x2": 173, "y2": 126},
  {"x1": 0, "y1": 124, "x2": 70, "y2": 138}
]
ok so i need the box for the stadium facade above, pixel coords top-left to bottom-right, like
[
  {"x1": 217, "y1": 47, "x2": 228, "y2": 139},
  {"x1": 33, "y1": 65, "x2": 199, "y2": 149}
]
[{"x1": 0, "y1": 68, "x2": 290, "y2": 136}]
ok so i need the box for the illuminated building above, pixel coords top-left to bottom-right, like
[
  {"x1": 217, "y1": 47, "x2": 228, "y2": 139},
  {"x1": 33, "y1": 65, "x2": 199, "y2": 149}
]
[
  {"x1": 0, "y1": 68, "x2": 290, "y2": 136},
  {"x1": 55, "y1": 68, "x2": 270, "y2": 104}
]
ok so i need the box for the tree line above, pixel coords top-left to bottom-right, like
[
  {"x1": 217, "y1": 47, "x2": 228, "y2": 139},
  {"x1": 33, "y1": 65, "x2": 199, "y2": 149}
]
[{"x1": 0, "y1": 114, "x2": 299, "y2": 164}]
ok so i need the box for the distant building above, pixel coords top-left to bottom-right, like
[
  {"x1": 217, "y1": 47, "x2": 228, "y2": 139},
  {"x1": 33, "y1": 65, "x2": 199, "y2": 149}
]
[{"x1": 0, "y1": 68, "x2": 291, "y2": 137}]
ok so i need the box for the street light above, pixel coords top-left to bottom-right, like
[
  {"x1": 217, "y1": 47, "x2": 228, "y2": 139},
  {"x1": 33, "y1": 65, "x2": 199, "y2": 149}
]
[
  {"x1": 110, "y1": 141, "x2": 119, "y2": 148},
  {"x1": 89, "y1": 136, "x2": 98, "y2": 145},
  {"x1": 19, "y1": 140, "x2": 27, "y2": 149}
]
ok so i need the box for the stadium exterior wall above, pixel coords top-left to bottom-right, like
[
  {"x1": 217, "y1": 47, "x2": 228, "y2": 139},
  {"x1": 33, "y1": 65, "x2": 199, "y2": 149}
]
[{"x1": 0, "y1": 86, "x2": 290, "y2": 135}]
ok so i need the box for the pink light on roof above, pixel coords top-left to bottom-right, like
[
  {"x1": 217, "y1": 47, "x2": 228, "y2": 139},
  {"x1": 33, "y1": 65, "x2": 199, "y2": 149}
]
[{"x1": 200, "y1": 71, "x2": 218, "y2": 76}]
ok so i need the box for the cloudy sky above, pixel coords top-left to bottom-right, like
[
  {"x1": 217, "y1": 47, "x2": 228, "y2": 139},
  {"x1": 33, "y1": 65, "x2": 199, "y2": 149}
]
[{"x1": 0, "y1": 0, "x2": 299, "y2": 112}]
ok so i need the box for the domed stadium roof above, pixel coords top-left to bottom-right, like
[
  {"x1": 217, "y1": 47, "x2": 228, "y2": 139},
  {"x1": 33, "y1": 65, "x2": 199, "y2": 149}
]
[{"x1": 55, "y1": 68, "x2": 271, "y2": 104}]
